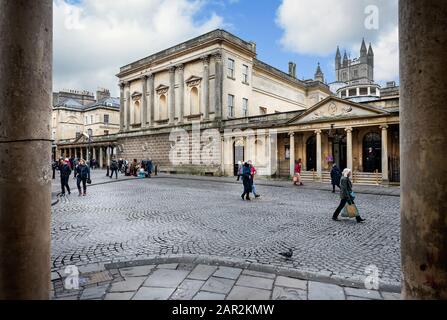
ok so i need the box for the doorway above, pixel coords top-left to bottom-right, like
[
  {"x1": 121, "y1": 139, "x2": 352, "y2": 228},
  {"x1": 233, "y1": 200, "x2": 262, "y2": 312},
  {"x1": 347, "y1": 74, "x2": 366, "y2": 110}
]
[
  {"x1": 233, "y1": 140, "x2": 244, "y2": 176},
  {"x1": 363, "y1": 132, "x2": 382, "y2": 172},
  {"x1": 332, "y1": 134, "x2": 347, "y2": 170},
  {"x1": 306, "y1": 135, "x2": 316, "y2": 171}
]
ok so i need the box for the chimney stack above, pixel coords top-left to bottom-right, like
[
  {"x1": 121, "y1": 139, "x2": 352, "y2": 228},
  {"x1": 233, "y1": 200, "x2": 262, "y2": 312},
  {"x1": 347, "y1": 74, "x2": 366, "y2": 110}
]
[{"x1": 96, "y1": 88, "x2": 110, "y2": 101}]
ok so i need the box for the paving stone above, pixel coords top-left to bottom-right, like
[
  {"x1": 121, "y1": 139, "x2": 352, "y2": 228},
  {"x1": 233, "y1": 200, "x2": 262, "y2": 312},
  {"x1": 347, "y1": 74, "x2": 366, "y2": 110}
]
[
  {"x1": 381, "y1": 292, "x2": 402, "y2": 300},
  {"x1": 170, "y1": 279, "x2": 205, "y2": 300},
  {"x1": 53, "y1": 295, "x2": 79, "y2": 300},
  {"x1": 226, "y1": 286, "x2": 271, "y2": 300},
  {"x1": 157, "y1": 263, "x2": 178, "y2": 270},
  {"x1": 104, "y1": 292, "x2": 134, "y2": 300},
  {"x1": 188, "y1": 264, "x2": 218, "y2": 280},
  {"x1": 132, "y1": 287, "x2": 176, "y2": 300},
  {"x1": 347, "y1": 296, "x2": 371, "y2": 300},
  {"x1": 109, "y1": 277, "x2": 146, "y2": 292},
  {"x1": 275, "y1": 276, "x2": 307, "y2": 290},
  {"x1": 80, "y1": 284, "x2": 109, "y2": 300},
  {"x1": 344, "y1": 287, "x2": 382, "y2": 300},
  {"x1": 119, "y1": 265, "x2": 155, "y2": 277},
  {"x1": 193, "y1": 291, "x2": 226, "y2": 300},
  {"x1": 143, "y1": 269, "x2": 189, "y2": 288},
  {"x1": 242, "y1": 269, "x2": 276, "y2": 279},
  {"x1": 201, "y1": 277, "x2": 235, "y2": 294},
  {"x1": 51, "y1": 272, "x2": 60, "y2": 281},
  {"x1": 308, "y1": 281, "x2": 345, "y2": 300},
  {"x1": 272, "y1": 286, "x2": 307, "y2": 300},
  {"x1": 213, "y1": 266, "x2": 242, "y2": 280},
  {"x1": 236, "y1": 275, "x2": 274, "y2": 290}
]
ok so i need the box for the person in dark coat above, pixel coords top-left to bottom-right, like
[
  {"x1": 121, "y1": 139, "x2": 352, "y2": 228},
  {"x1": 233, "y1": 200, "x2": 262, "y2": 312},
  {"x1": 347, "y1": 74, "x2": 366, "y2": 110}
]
[
  {"x1": 146, "y1": 159, "x2": 153, "y2": 178},
  {"x1": 110, "y1": 159, "x2": 119, "y2": 179},
  {"x1": 59, "y1": 159, "x2": 72, "y2": 196},
  {"x1": 332, "y1": 168, "x2": 365, "y2": 223},
  {"x1": 241, "y1": 162, "x2": 252, "y2": 201},
  {"x1": 330, "y1": 163, "x2": 342, "y2": 193},
  {"x1": 74, "y1": 159, "x2": 91, "y2": 196}
]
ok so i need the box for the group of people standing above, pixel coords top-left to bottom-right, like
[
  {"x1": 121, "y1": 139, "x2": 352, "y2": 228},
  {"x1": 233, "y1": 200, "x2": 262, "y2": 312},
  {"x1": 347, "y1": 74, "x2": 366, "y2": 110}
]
[
  {"x1": 56, "y1": 157, "x2": 91, "y2": 196},
  {"x1": 237, "y1": 160, "x2": 260, "y2": 201}
]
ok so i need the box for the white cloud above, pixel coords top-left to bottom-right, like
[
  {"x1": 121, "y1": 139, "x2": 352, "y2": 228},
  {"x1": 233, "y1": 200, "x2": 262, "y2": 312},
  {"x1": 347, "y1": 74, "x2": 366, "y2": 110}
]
[
  {"x1": 276, "y1": 0, "x2": 399, "y2": 81},
  {"x1": 54, "y1": 0, "x2": 224, "y2": 96}
]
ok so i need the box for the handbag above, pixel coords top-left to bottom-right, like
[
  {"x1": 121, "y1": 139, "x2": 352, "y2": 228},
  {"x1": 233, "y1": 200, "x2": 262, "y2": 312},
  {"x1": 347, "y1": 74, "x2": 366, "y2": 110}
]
[
  {"x1": 341, "y1": 203, "x2": 359, "y2": 218},
  {"x1": 87, "y1": 178, "x2": 92, "y2": 184},
  {"x1": 293, "y1": 175, "x2": 298, "y2": 182}
]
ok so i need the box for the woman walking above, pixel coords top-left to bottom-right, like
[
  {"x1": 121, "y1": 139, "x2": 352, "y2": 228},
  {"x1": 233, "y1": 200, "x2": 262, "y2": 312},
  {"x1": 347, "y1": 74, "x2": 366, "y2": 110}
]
[
  {"x1": 332, "y1": 168, "x2": 365, "y2": 223},
  {"x1": 330, "y1": 163, "x2": 342, "y2": 193},
  {"x1": 241, "y1": 162, "x2": 252, "y2": 201},
  {"x1": 293, "y1": 158, "x2": 303, "y2": 186},
  {"x1": 75, "y1": 159, "x2": 91, "y2": 196}
]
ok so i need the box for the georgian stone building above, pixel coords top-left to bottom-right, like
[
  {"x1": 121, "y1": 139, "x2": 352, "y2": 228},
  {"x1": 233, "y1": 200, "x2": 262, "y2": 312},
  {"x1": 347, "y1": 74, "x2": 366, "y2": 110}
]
[{"x1": 115, "y1": 29, "x2": 400, "y2": 184}]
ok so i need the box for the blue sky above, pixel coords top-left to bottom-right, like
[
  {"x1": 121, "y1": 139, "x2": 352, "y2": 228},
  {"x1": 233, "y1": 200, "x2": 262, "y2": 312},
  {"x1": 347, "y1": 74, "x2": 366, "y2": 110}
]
[{"x1": 53, "y1": 0, "x2": 399, "y2": 94}]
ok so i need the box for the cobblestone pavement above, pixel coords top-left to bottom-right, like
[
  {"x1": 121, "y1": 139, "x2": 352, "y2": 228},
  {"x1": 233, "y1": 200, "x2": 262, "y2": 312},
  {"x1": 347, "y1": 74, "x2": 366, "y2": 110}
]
[
  {"x1": 51, "y1": 260, "x2": 402, "y2": 300},
  {"x1": 51, "y1": 172, "x2": 401, "y2": 293}
]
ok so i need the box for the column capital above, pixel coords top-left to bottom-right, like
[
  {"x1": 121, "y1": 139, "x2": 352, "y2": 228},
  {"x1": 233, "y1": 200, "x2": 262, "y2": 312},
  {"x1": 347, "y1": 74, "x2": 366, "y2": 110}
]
[
  {"x1": 176, "y1": 63, "x2": 184, "y2": 71},
  {"x1": 125, "y1": 81, "x2": 131, "y2": 87},
  {"x1": 314, "y1": 129, "x2": 322, "y2": 135},
  {"x1": 288, "y1": 132, "x2": 295, "y2": 137},
  {"x1": 344, "y1": 127, "x2": 353, "y2": 133},
  {"x1": 201, "y1": 55, "x2": 210, "y2": 65},
  {"x1": 168, "y1": 66, "x2": 176, "y2": 73},
  {"x1": 146, "y1": 72, "x2": 154, "y2": 79},
  {"x1": 140, "y1": 74, "x2": 148, "y2": 81},
  {"x1": 119, "y1": 82, "x2": 125, "y2": 89},
  {"x1": 213, "y1": 51, "x2": 222, "y2": 62},
  {"x1": 380, "y1": 124, "x2": 389, "y2": 130}
]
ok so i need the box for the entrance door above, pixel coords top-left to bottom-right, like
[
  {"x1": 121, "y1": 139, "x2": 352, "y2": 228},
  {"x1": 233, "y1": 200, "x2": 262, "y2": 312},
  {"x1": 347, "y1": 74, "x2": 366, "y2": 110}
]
[
  {"x1": 306, "y1": 136, "x2": 316, "y2": 171},
  {"x1": 332, "y1": 135, "x2": 347, "y2": 170},
  {"x1": 233, "y1": 141, "x2": 244, "y2": 176},
  {"x1": 363, "y1": 132, "x2": 382, "y2": 172}
]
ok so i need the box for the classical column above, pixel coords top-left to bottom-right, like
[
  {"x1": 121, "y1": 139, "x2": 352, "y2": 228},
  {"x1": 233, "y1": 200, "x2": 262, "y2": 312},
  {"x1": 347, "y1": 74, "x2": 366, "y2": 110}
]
[
  {"x1": 289, "y1": 132, "x2": 295, "y2": 177},
  {"x1": 141, "y1": 75, "x2": 147, "y2": 128},
  {"x1": 0, "y1": 0, "x2": 52, "y2": 299},
  {"x1": 93, "y1": 147, "x2": 97, "y2": 162},
  {"x1": 99, "y1": 147, "x2": 104, "y2": 169},
  {"x1": 202, "y1": 55, "x2": 210, "y2": 119},
  {"x1": 125, "y1": 82, "x2": 131, "y2": 130},
  {"x1": 177, "y1": 64, "x2": 184, "y2": 123},
  {"x1": 168, "y1": 66, "x2": 176, "y2": 125},
  {"x1": 345, "y1": 127, "x2": 353, "y2": 170},
  {"x1": 119, "y1": 82, "x2": 125, "y2": 131},
  {"x1": 315, "y1": 130, "x2": 322, "y2": 179},
  {"x1": 380, "y1": 125, "x2": 389, "y2": 182},
  {"x1": 400, "y1": 0, "x2": 447, "y2": 299},
  {"x1": 214, "y1": 52, "x2": 223, "y2": 119},
  {"x1": 80, "y1": 147, "x2": 83, "y2": 160},
  {"x1": 148, "y1": 73, "x2": 154, "y2": 127}
]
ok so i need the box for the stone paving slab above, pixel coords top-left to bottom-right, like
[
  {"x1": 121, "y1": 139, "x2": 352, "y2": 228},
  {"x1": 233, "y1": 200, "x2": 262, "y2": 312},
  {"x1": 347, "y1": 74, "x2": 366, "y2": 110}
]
[
  {"x1": 213, "y1": 266, "x2": 242, "y2": 280},
  {"x1": 109, "y1": 277, "x2": 146, "y2": 292},
  {"x1": 104, "y1": 292, "x2": 134, "y2": 300},
  {"x1": 133, "y1": 287, "x2": 176, "y2": 300},
  {"x1": 308, "y1": 281, "x2": 346, "y2": 300},
  {"x1": 344, "y1": 287, "x2": 382, "y2": 300},
  {"x1": 242, "y1": 269, "x2": 276, "y2": 279},
  {"x1": 272, "y1": 286, "x2": 307, "y2": 300},
  {"x1": 187, "y1": 264, "x2": 218, "y2": 281},
  {"x1": 236, "y1": 275, "x2": 274, "y2": 290},
  {"x1": 143, "y1": 269, "x2": 189, "y2": 288},
  {"x1": 80, "y1": 284, "x2": 109, "y2": 300},
  {"x1": 193, "y1": 291, "x2": 226, "y2": 300},
  {"x1": 227, "y1": 286, "x2": 271, "y2": 300},
  {"x1": 201, "y1": 277, "x2": 235, "y2": 295},
  {"x1": 170, "y1": 279, "x2": 205, "y2": 300},
  {"x1": 119, "y1": 265, "x2": 155, "y2": 277},
  {"x1": 275, "y1": 276, "x2": 307, "y2": 290}
]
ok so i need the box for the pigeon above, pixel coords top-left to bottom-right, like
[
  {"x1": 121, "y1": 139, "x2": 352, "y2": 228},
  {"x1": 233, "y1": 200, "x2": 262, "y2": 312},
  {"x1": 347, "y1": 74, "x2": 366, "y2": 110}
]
[{"x1": 279, "y1": 248, "x2": 293, "y2": 259}]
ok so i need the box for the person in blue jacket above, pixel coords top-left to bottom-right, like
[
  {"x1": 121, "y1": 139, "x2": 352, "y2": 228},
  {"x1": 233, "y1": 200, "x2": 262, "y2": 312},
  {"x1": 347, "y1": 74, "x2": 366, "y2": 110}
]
[
  {"x1": 241, "y1": 162, "x2": 252, "y2": 201},
  {"x1": 330, "y1": 163, "x2": 342, "y2": 193},
  {"x1": 74, "y1": 159, "x2": 91, "y2": 196}
]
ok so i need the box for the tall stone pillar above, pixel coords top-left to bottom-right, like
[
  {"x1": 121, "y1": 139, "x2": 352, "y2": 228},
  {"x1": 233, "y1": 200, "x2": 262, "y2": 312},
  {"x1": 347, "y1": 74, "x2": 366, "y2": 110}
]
[
  {"x1": 126, "y1": 82, "x2": 131, "y2": 131},
  {"x1": 147, "y1": 73, "x2": 154, "y2": 127},
  {"x1": 168, "y1": 66, "x2": 176, "y2": 125},
  {"x1": 202, "y1": 56, "x2": 210, "y2": 120},
  {"x1": 400, "y1": 0, "x2": 447, "y2": 299},
  {"x1": 99, "y1": 147, "x2": 104, "y2": 169},
  {"x1": 177, "y1": 64, "x2": 184, "y2": 123},
  {"x1": 289, "y1": 132, "x2": 295, "y2": 177},
  {"x1": 380, "y1": 125, "x2": 389, "y2": 182},
  {"x1": 214, "y1": 52, "x2": 223, "y2": 119},
  {"x1": 119, "y1": 82, "x2": 125, "y2": 131},
  {"x1": 93, "y1": 147, "x2": 97, "y2": 162},
  {"x1": 315, "y1": 130, "x2": 322, "y2": 179},
  {"x1": 141, "y1": 75, "x2": 147, "y2": 128},
  {"x1": 80, "y1": 147, "x2": 84, "y2": 160},
  {"x1": 0, "y1": 0, "x2": 52, "y2": 300},
  {"x1": 345, "y1": 127, "x2": 353, "y2": 171}
]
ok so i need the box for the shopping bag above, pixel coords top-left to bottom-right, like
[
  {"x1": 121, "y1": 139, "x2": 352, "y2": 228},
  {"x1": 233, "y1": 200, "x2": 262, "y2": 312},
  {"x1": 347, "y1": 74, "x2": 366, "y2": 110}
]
[
  {"x1": 341, "y1": 203, "x2": 359, "y2": 218},
  {"x1": 293, "y1": 175, "x2": 298, "y2": 182}
]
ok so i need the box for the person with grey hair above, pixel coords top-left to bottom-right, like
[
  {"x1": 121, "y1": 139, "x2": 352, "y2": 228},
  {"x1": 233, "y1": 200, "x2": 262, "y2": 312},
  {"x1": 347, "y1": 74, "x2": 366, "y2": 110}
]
[{"x1": 332, "y1": 168, "x2": 365, "y2": 223}]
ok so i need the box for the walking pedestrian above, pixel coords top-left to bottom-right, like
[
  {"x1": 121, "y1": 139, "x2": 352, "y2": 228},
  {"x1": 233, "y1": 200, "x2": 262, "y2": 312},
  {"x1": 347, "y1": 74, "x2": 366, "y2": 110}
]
[
  {"x1": 330, "y1": 163, "x2": 342, "y2": 193},
  {"x1": 236, "y1": 161, "x2": 243, "y2": 181},
  {"x1": 74, "y1": 159, "x2": 91, "y2": 196},
  {"x1": 294, "y1": 159, "x2": 303, "y2": 186},
  {"x1": 110, "y1": 158, "x2": 119, "y2": 179},
  {"x1": 332, "y1": 168, "x2": 365, "y2": 223},
  {"x1": 59, "y1": 158, "x2": 72, "y2": 196},
  {"x1": 248, "y1": 160, "x2": 260, "y2": 198},
  {"x1": 146, "y1": 158, "x2": 153, "y2": 178},
  {"x1": 241, "y1": 162, "x2": 252, "y2": 200}
]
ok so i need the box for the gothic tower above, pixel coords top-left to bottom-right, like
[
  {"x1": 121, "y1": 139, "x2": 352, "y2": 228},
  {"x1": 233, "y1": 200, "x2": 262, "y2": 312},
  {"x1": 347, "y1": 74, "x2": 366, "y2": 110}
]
[{"x1": 314, "y1": 62, "x2": 324, "y2": 83}]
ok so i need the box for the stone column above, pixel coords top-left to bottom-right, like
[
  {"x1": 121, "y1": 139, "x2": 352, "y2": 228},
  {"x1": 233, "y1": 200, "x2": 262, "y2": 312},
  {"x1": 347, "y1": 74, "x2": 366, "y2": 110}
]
[
  {"x1": 0, "y1": 0, "x2": 52, "y2": 300},
  {"x1": 99, "y1": 147, "x2": 104, "y2": 169},
  {"x1": 119, "y1": 82, "x2": 125, "y2": 131},
  {"x1": 168, "y1": 66, "x2": 176, "y2": 125},
  {"x1": 315, "y1": 130, "x2": 322, "y2": 179},
  {"x1": 214, "y1": 52, "x2": 223, "y2": 119},
  {"x1": 141, "y1": 75, "x2": 147, "y2": 128},
  {"x1": 400, "y1": 0, "x2": 447, "y2": 299},
  {"x1": 80, "y1": 147, "x2": 84, "y2": 160},
  {"x1": 177, "y1": 64, "x2": 184, "y2": 123},
  {"x1": 345, "y1": 127, "x2": 353, "y2": 170},
  {"x1": 380, "y1": 125, "x2": 389, "y2": 182},
  {"x1": 202, "y1": 55, "x2": 210, "y2": 120},
  {"x1": 93, "y1": 147, "x2": 97, "y2": 162},
  {"x1": 126, "y1": 82, "x2": 131, "y2": 130},
  {"x1": 289, "y1": 132, "x2": 295, "y2": 177},
  {"x1": 148, "y1": 73, "x2": 154, "y2": 127}
]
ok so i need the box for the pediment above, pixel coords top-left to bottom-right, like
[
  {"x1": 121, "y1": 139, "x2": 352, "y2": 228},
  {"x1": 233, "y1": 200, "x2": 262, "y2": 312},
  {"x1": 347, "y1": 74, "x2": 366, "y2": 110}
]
[
  {"x1": 155, "y1": 84, "x2": 169, "y2": 95},
  {"x1": 287, "y1": 96, "x2": 387, "y2": 124},
  {"x1": 131, "y1": 91, "x2": 142, "y2": 100},
  {"x1": 185, "y1": 75, "x2": 202, "y2": 87}
]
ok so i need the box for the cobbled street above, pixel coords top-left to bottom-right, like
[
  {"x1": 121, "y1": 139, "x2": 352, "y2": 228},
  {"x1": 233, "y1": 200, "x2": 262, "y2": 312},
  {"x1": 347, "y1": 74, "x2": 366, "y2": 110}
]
[{"x1": 51, "y1": 173, "x2": 401, "y2": 286}]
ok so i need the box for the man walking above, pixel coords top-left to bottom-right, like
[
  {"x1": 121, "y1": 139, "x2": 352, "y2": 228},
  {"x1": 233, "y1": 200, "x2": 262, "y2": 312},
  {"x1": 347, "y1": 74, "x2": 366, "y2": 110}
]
[
  {"x1": 59, "y1": 158, "x2": 72, "y2": 196},
  {"x1": 74, "y1": 159, "x2": 91, "y2": 196}
]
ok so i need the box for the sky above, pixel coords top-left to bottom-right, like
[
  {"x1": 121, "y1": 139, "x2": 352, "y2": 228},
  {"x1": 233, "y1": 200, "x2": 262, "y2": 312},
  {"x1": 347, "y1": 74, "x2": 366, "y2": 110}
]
[{"x1": 54, "y1": 0, "x2": 399, "y2": 96}]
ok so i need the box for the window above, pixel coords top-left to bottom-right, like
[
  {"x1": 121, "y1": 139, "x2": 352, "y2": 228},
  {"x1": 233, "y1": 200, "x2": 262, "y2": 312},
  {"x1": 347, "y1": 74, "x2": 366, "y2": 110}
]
[
  {"x1": 242, "y1": 65, "x2": 249, "y2": 83},
  {"x1": 228, "y1": 94, "x2": 234, "y2": 118},
  {"x1": 104, "y1": 114, "x2": 109, "y2": 124},
  {"x1": 85, "y1": 116, "x2": 88, "y2": 125},
  {"x1": 227, "y1": 58, "x2": 235, "y2": 78},
  {"x1": 360, "y1": 87, "x2": 368, "y2": 95},
  {"x1": 87, "y1": 128, "x2": 93, "y2": 138},
  {"x1": 370, "y1": 87, "x2": 377, "y2": 95},
  {"x1": 348, "y1": 89, "x2": 357, "y2": 96},
  {"x1": 242, "y1": 98, "x2": 248, "y2": 117},
  {"x1": 259, "y1": 107, "x2": 267, "y2": 115},
  {"x1": 340, "y1": 91, "x2": 347, "y2": 98},
  {"x1": 342, "y1": 72, "x2": 347, "y2": 81},
  {"x1": 90, "y1": 115, "x2": 94, "y2": 124},
  {"x1": 353, "y1": 69, "x2": 359, "y2": 78}
]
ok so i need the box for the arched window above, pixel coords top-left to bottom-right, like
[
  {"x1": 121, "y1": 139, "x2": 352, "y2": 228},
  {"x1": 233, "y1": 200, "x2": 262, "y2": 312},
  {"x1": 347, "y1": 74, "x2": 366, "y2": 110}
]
[
  {"x1": 134, "y1": 101, "x2": 141, "y2": 124},
  {"x1": 190, "y1": 87, "x2": 199, "y2": 115},
  {"x1": 159, "y1": 95, "x2": 167, "y2": 120}
]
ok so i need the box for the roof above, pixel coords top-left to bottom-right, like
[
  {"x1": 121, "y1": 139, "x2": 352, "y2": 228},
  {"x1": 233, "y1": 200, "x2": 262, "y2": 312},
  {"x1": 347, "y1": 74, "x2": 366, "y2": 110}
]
[
  {"x1": 88, "y1": 97, "x2": 120, "y2": 109},
  {"x1": 54, "y1": 96, "x2": 120, "y2": 111}
]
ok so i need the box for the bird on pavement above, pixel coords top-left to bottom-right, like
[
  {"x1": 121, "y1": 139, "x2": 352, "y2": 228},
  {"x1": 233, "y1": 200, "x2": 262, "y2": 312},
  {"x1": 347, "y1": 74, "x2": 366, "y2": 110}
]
[{"x1": 279, "y1": 248, "x2": 293, "y2": 259}]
